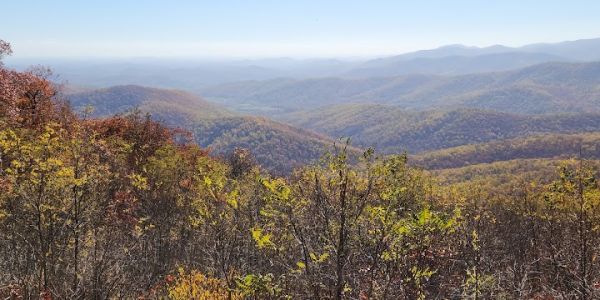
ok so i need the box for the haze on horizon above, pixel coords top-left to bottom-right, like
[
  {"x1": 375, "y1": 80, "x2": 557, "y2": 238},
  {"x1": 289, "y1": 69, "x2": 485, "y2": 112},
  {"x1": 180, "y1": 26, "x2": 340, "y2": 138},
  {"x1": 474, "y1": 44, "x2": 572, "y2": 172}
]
[{"x1": 3, "y1": 0, "x2": 600, "y2": 60}]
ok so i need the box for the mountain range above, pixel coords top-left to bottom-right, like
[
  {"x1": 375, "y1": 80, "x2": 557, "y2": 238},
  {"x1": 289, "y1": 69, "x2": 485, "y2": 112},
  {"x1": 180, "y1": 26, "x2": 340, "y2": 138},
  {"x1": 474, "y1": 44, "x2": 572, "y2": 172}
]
[
  {"x1": 10, "y1": 37, "x2": 600, "y2": 91},
  {"x1": 200, "y1": 61, "x2": 600, "y2": 115},
  {"x1": 59, "y1": 37, "x2": 600, "y2": 176},
  {"x1": 66, "y1": 85, "x2": 347, "y2": 174}
]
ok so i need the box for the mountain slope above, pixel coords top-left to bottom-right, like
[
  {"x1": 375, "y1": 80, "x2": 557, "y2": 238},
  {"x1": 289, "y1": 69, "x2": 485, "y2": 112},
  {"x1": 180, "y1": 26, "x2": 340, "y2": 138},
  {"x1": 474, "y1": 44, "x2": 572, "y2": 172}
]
[
  {"x1": 411, "y1": 132, "x2": 600, "y2": 170},
  {"x1": 192, "y1": 116, "x2": 347, "y2": 174},
  {"x1": 67, "y1": 85, "x2": 347, "y2": 173},
  {"x1": 281, "y1": 104, "x2": 600, "y2": 154},
  {"x1": 67, "y1": 85, "x2": 234, "y2": 122},
  {"x1": 201, "y1": 61, "x2": 600, "y2": 115}
]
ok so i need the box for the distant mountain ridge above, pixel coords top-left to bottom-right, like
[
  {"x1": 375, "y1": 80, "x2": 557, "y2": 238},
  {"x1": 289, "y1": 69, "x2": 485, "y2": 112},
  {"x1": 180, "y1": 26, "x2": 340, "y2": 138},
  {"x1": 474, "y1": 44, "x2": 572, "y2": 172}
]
[
  {"x1": 343, "y1": 37, "x2": 600, "y2": 77},
  {"x1": 201, "y1": 61, "x2": 600, "y2": 115},
  {"x1": 345, "y1": 52, "x2": 567, "y2": 77},
  {"x1": 360, "y1": 37, "x2": 600, "y2": 64},
  {"x1": 9, "y1": 37, "x2": 600, "y2": 91}
]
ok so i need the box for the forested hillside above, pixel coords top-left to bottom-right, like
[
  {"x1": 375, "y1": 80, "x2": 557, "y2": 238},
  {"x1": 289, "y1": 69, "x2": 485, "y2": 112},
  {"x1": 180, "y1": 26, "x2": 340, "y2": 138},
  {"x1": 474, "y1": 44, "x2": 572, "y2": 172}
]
[
  {"x1": 67, "y1": 85, "x2": 234, "y2": 121},
  {"x1": 201, "y1": 61, "x2": 600, "y2": 115},
  {"x1": 191, "y1": 116, "x2": 350, "y2": 174},
  {"x1": 2, "y1": 40, "x2": 600, "y2": 299},
  {"x1": 283, "y1": 104, "x2": 600, "y2": 153},
  {"x1": 67, "y1": 85, "x2": 342, "y2": 174},
  {"x1": 430, "y1": 158, "x2": 600, "y2": 190},
  {"x1": 411, "y1": 132, "x2": 600, "y2": 170}
]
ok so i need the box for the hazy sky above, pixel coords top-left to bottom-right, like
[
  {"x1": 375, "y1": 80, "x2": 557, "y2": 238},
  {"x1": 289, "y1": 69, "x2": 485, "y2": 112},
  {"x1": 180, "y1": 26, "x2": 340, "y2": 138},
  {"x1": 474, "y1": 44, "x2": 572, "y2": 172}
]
[{"x1": 3, "y1": 0, "x2": 600, "y2": 58}]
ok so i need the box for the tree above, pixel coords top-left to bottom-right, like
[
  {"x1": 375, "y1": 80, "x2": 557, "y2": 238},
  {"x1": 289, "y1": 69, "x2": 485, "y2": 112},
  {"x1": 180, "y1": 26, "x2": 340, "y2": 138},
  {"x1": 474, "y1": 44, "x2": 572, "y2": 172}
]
[{"x1": 0, "y1": 39, "x2": 11, "y2": 65}]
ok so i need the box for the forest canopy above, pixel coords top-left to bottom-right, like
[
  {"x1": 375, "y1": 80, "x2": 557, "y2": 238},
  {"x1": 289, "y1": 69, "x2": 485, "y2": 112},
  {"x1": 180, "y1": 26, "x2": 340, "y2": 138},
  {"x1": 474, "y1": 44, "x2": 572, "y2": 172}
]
[{"x1": 1, "y1": 40, "x2": 600, "y2": 299}]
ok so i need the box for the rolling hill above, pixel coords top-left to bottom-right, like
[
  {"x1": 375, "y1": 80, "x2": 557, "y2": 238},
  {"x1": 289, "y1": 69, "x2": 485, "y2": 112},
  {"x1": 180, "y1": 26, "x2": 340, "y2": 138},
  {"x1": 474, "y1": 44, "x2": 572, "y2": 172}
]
[
  {"x1": 281, "y1": 104, "x2": 600, "y2": 154},
  {"x1": 410, "y1": 132, "x2": 600, "y2": 170},
  {"x1": 67, "y1": 85, "x2": 234, "y2": 122},
  {"x1": 200, "y1": 61, "x2": 600, "y2": 115},
  {"x1": 66, "y1": 85, "x2": 347, "y2": 174},
  {"x1": 427, "y1": 158, "x2": 593, "y2": 191}
]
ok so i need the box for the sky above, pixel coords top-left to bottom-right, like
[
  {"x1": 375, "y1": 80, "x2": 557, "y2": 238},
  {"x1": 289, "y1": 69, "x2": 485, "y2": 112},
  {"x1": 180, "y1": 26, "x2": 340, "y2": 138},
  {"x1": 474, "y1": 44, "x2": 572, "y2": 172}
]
[{"x1": 2, "y1": 0, "x2": 600, "y2": 59}]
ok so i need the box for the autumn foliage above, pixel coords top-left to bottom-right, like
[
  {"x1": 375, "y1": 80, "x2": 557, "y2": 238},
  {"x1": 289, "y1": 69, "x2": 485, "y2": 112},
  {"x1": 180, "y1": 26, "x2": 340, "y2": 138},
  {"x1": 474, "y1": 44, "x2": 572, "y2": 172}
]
[{"x1": 1, "y1": 39, "x2": 600, "y2": 299}]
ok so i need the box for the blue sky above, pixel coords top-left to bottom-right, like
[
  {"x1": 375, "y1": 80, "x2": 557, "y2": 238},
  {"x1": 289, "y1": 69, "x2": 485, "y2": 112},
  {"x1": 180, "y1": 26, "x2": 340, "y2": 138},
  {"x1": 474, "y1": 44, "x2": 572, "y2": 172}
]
[{"x1": 3, "y1": 0, "x2": 600, "y2": 58}]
